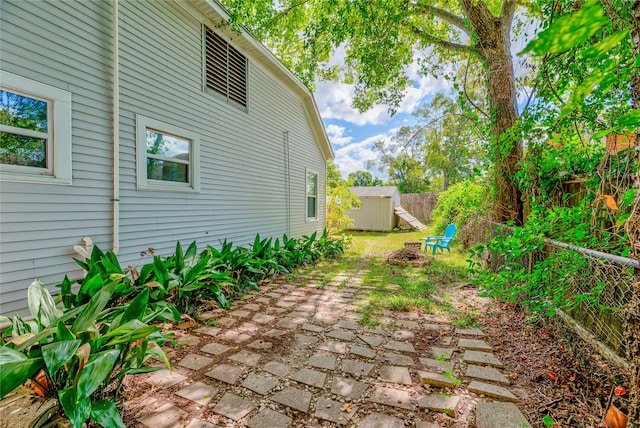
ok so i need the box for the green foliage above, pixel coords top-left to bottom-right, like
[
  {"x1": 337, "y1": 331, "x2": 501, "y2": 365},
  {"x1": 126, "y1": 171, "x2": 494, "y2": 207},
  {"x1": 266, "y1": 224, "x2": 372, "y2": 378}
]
[
  {"x1": 327, "y1": 162, "x2": 360, "y2": 233},
  {"x1": 347, "y1": 170, "x2": 383, "y2": 187},
  {"x1": 431, "y1": 181, "x2": 491, "y2": 233},
  {"x1": 0, "y1": 280, "x2": 168, "y2": 428},
  {"x1": 0, "y1": 230, "x2": 347, "y2": 426}
]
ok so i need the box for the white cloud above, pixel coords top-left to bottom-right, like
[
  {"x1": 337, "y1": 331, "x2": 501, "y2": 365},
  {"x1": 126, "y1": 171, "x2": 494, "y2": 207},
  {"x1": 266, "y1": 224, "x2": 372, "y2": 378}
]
[
  {"x1": 333, "y1": 133, "x2": 392, "y2": 179},
  {"x1": 325, "y1": 124, "x2": 353, "y2": 147}
]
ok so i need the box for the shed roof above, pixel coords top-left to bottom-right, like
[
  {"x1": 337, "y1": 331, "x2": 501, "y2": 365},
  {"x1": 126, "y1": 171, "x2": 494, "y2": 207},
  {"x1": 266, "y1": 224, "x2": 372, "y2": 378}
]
[
  {"x1": 348, "y1": 186, "x2": 399, "y2": 197},
  {"x1": 190, "y1": 0, "x2": 333, "y2": 161}
]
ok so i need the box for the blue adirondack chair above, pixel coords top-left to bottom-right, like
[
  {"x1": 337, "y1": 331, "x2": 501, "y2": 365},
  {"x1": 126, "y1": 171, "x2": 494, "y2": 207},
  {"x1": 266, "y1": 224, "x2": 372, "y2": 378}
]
[{"x1": 422, "y1": 224, "x2": 457, "y2": 255}]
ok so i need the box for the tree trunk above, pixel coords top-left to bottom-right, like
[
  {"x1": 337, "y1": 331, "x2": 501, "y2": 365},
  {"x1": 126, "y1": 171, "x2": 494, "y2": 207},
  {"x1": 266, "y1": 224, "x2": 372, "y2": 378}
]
[
  {"x1": 462, "y1": 0, "x2": 523, "y2": 224},
  {"x1": 625, "y1": 1, "x2": 640, "y2": 425}
]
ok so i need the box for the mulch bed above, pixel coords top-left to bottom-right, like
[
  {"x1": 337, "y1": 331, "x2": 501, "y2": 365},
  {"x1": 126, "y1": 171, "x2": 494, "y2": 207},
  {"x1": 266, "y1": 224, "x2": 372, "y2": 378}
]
[{"x1": 481, "y1": 303, "x2": 631, "y2": 427}]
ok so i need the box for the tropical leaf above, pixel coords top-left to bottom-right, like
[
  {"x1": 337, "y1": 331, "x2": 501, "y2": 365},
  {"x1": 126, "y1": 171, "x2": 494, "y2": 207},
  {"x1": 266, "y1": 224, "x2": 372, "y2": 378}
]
[
  {"x1": 27, "y1": 279, "x2": 62, "y2": 328},
  {"x1": 120, "y1": 287, "x2": 149, "y2": 324},
  {"x1": 90, "y1": 400, "x2": 126, "y2": 428},
  {"x1": 76, "y1": 349, "x2": 120, "y2": 399},
  {"x1": 58, "y1": 388, "x2": 91, "y2": 428},
  {"x1": 0, "y1": 347, "x2": 43, "y2": 398},
  {"x1": 71, "y1": 283, "x2": 115, "y2": 333},
  {"x1": 42, "y1": 339, "x2": 81, "y2": 374}
]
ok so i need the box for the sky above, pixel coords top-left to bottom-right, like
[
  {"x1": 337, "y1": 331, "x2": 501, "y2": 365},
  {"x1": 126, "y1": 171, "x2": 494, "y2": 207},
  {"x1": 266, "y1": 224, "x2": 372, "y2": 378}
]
[{"x1": 314, "y1": 17, "x2": 538, "y2": 181}]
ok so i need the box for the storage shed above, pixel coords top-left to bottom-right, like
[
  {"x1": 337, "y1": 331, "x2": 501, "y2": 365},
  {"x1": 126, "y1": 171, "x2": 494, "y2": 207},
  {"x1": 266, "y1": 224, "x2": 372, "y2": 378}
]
[{"x1": 346, "y1": 186, "x2": 401, "y2": 232}]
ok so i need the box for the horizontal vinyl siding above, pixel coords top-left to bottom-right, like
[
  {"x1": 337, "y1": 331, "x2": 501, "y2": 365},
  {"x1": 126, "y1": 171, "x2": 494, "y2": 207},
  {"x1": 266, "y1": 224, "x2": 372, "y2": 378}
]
[
  {"x1": 116, "y1": 0, "x2": 326, "y2": 263},
  {"x1": 0, "y1": 0, "x2": 114, "y2": 316},
  {"x1": 0, "y1": 0, "x2": 328, "y2": 317}
]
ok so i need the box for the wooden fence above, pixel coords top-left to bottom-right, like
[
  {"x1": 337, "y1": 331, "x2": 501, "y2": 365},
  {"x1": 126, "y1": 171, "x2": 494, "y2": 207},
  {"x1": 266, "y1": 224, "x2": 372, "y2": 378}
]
[{"x1": 397, "y1": 193, "x2": 438, "y2": 228}]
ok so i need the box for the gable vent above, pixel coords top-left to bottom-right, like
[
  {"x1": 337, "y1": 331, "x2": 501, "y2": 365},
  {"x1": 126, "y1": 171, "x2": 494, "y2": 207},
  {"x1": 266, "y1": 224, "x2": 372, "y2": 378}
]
[{"x1": 205, "y1": 28, "x2": 247, "y2": 107}]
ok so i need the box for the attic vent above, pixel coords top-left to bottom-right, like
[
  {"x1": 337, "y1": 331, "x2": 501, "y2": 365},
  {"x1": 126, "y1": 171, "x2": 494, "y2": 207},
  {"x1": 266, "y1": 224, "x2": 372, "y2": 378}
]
[{"x1": 205, "y1": 28, "x2": 247, "y2": 107}]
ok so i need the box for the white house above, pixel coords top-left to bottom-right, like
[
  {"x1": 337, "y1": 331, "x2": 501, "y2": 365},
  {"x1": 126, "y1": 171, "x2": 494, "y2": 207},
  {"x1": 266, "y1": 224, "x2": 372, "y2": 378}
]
[{"x1": 0, "y1": 0, "x2": 333, "y2": 316}]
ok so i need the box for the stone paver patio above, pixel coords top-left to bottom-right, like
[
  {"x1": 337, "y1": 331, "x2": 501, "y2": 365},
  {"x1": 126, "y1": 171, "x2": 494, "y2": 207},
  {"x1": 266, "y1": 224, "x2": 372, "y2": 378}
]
[{"x1": 129, "y1": 269, "x2": 530, "y2": 427}]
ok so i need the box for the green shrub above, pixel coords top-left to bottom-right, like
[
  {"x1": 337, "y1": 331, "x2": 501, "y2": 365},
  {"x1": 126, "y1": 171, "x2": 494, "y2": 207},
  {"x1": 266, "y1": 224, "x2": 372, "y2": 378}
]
[{"x1": 431, "y1": 181, "x2": 491, "y2": 233}]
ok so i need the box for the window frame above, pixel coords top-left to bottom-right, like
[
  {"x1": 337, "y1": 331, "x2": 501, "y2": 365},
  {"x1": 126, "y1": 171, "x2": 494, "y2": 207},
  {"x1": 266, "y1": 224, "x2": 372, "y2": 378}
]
[
  {"x1": 136, "y1": 114, "x2": 200, "y2": 193},
  {"x1": 306, "y1": 169, "x2": 318, "y2": 221},
  {"x1": 0, "y1": 71, "x2": 72, "y2": 185}
]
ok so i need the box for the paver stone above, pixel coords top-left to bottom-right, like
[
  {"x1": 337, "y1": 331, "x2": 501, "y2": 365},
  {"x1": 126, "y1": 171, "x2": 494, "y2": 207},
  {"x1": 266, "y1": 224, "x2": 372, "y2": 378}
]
[
  {"x1": 430, "y1": 347, "x2": 454, "y2": 360},
  {"x1": 417, "y1": 394, "x2": 461, "y2": 416},
  {"x1": 394, "y1": 319, "x2": 420, "y2": 329},
  {"x1": 175, "y1": 382, "x2": 217, "y2": 406},
  {"x1": 176, "y1": 334, "x2": 203, "y2": 346},
  {"x1": 318, "y1": 340, "x2": 348, "y2": 354},
  {"x1": 248, "y1": 339, "x2": 273, "y2": 350},
  {"x1": 200, "y1": 342, "x2": 230, "y2": 355},
  {"x1": 263, "y1": 361, "x2": 290, "y2": 377},
  {"x1": 336, "y1": 320, "x2": 360, "y2": 330},
  {"x1": 475, "y1": 402, "x2": 529, "y2": 428},
  {"x1": 271, "y1": 386, "x2": 312, "y2": 412},
  {"x1": 217, "y1": 317, "x2": 236, "y2": 327},
  {"x1": 245, "y1": 409, "x2": 292, "y2": 428},
  {"x1": 357, "y1": 334, "x2": 384, "y2": 347},
  {"x1": 350, "y1": 345, "x2": 377, "y2": 359},
  {"x1": 357, "y1": 413, "x2": 405, "y2": 428},
  {"x1": 212, "y1": 393, "x2": 255, "y2": 421},
  {"x1": 384, "y1": 340, "x2": 415, "y2": 353},
  {"x1": 146, "y1": 370, "x2": 186, "y2": 388},
  {"x1": 331, "y1": 377, "x2": 368, "y2": 399},
  {"x1": 263, "y1": 329, "x2": 287, "y2": 337},
  {"x1": 327, "y1": 329, "x2": 355, "y2": 341},
  {"x1": 178, "y1": 354, "x2": 213, "y2": 370},
  {"x1": 456, "y1": 327, "x2": 485, "y2": 337},
  {"x1": 308, "y1": 354, "x2": 336, "y2": 370},
  {"x1": 419, "y1": 357, "x2": 454, "y2": 372},
  {"x1": 315, "y1": 397, "x2": 356, "y2": 425},
  {"x1": 468, "y1": 380, "x2": 519, "y2": 402},
  {"x1": 367, "y1": 386, "x2": 413, "y2": 409},
  {"x1": 294, "y1": 334, "x2": 318, "y2": 346},
  {"x1": 242, "y1": 373, "x2": 279, "y2": 395},
  {"x1": 290, "y1": 368, "x2": 326, "y2": 388},
  {"x1": 242, "y1": 303, "x2": 261, "y2": 311},
  {"x1": 205, "y1": 364, "x2": 244, "y2": 385},
  {"x1": 218, "y1": 331, "x2": 252, "y2": 343},
  {"x1": 463, "y1": 350, "x2": 504, "y2": 368},
  {"x1": 392, "y1": 330, "x2": 415, "y2": 340},
  {"x1": 229, "y1": 350, "x2": 262, "y2": 366},
  {"x1": 138, "y1": 403, "x2": 188, "y2": 428},
  {"x1": 302, "y1": 323, "x2": 325, "y2": 333},
  {"x1": 465, "y1": 364, "x2": 510, "y2": 386},
  {"x1": 379, "y1": 366, "x2": 412, "y2": 385},
  {"x1": 229, "y1": 310, "x2": 251, "y2": 319},
  {"x1": 384, "y1": 352, "x2": 413, "y2": 366},
  {"x1": 194, "y1": 326, "x2": 222, "y2": 337},
  {"x1": 276, "y1": 318, "x2": 302, "y2": 329},
  {"x1": 458, "y1": 338, "x2": 493, "y2": 352},
  {"x1": 342, "y1": 359, "x2": 374, "y2": 377},
  {"x1": 418, "y1": 371, "x2": 456, "y2": 388},
  {"x1": 185, "y1": 419, "x2": 219, "y2": 428}
]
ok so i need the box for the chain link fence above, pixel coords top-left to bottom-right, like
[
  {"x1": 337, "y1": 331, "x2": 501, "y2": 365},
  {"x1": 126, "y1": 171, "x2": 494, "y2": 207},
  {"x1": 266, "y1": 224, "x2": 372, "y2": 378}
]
[{"x1": 466, "y1": 218, "x2": 638, "y2": 362}]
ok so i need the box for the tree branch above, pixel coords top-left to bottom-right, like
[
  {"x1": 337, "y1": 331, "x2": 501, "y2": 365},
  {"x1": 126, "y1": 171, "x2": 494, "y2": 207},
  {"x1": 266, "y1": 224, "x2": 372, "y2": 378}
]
[
  {"x1": 409, "y1": 25, "x2": 473, "y2": 53},
  {"x1": 412, "y1": 2, "x2": 471, "y2": 36}
]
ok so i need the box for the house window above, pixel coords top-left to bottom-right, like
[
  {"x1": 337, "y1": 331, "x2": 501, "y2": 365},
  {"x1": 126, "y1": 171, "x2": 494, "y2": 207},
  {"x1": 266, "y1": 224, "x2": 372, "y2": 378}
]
[
  {"x1": 0, "y1": 71, "x2": 71, "y2": 184},
  {"x1": 205, "y1": 27, "x2": 247, "y2": 108},
  {"x1": 136, "y1": 115, "x2": 200, "y2": 192},
  {"x1": 306, "y1": 171, "x2": 318, "y2": 220}
]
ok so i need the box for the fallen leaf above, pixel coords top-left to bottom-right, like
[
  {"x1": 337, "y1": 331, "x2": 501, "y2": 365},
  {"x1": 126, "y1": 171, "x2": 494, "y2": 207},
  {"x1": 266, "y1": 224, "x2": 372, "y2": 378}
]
[
  {"x1": 604, "y1": 404, "x2": 628, "y2": 428},
  {"x1": 603, "y1": 195, "x2": 618, "y2": 211},
  {"x1": 340, "y1": 404, "x2": 352, "y2": 413},
  {"x1": 569, "y1": 373, "x2": 577, "y2": 382},
  {"x1": 547, "y1": 371, "x2": 558, "y2": 381},
  {"x1": 509, "y1": 373, "x2": 517, "y2": 380},
  {"x1": 614, "y1": 386, "x2": 628, "y2": 396}
]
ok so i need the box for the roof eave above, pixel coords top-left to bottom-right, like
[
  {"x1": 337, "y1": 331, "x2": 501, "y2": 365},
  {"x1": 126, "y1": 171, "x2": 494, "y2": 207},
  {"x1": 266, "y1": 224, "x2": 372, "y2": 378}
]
[{"x1": 187, "y1": 0, "x2": 333, "y2": 161}]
